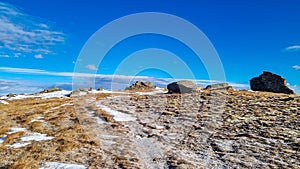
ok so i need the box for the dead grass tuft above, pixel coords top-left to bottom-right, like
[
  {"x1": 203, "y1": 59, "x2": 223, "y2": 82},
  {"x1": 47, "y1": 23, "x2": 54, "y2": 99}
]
[
  {"x1": 29, "y1": 121, "x2": 45, "y2": 133},
  {"x1": 2, "y1": 131, "x2": 26, "y2": 145},
  {"x1": 0, "y1": 126, "x2": 11, "y2": 135},
  {"x1": 96, "y1": 109, "x2": 114, "y2": 122}
]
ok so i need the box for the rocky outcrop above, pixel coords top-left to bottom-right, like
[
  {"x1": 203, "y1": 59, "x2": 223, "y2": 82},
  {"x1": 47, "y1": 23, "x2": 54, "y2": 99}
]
[
  {"x1": 206, "y1": 83, "x2": 232, "y2": 90},
  {"x1": 97, "y1": 88, "x2": 104, "y2": 91},
  {"x1": 167, "y1": 80, "x2": 199, "y2": 93},
  {"x1": 70, "y1": 88, "x2": 93, "y2": 97},
  {"x1": 39, "y1": 88, "x2": 62, "y2": 93},
  {"x1": 125, "y1": 81, "x2": 156, "y2": 91},
  {"x1": 250, "y1": 71, "x2": 294, "y2": 94},
  {"x1": 6, "y1": 93, "x2": 17, "y2": 97}
]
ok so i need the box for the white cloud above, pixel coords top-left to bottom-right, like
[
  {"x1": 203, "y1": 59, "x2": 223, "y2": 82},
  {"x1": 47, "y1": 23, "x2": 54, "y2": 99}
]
[
  {"x1": 285, "y1": 45, "x2": 300, "y2": 52},
  {"x1": 0, "y1": 66, "x2": 252, "y2": 93},
  {"x1": 0, "y1": 2, "x2": 65, "y2": 57},
  {"x1": 287, "y1": 84, "x2": 300, "y2": 94},
  {"x1": 0, "y1": 54, "x2": 9, "y2": 58},
  {"x1": 292, "y1": 65, "x2": 300, "y2": 70},
  {"x1": 86, "y1": 64, "x2": 98, "y2": 71},
  {"x1": 34, "y1": 54, "x2": 43, "y2": 59}
]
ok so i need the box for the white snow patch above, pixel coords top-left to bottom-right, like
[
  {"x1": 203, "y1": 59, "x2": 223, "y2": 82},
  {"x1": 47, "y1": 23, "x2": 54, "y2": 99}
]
[
  {"x1": 7, "y1": 127, "x2": 27, "y2": 134},
  {"x1": 20, "y1": 132, "x2": 54, "y2": 142},
  {"x1": 2, "y1": 127, "x2": 54, "y2": 148},
  {"x1": 7, "y1": 94, "x2": 40, "y2": 100},
  {"x1": 31, "y1": 116, "x2": 44, "y2": 122},
  {"x1": 0, "y1": 135, "x2": 6, "y2": 144},
  {"x1": 0, "y1": 100, "x2": 9, "y2": 104},
  {"x1": 85, "y1": 109, "x2": 105, "y2": 124},
  {"x1": 0, "y1": 128, "x2": 27, "y2": 146},
  {"x1": 40, "y1": 162, "x2": 86, "y2": 169},
  {"x1": 3, "y1": 90, "x2": 71, "y2": 101},
  {"x1": 8, "y1": 142, "x2": 30, "y2": 148},
  {"x1": 39, "y1": 90, "x2": 71, "y2": 99},
  {"x1": 98, "y1": 105, "x2": 136, "y2": 122}
]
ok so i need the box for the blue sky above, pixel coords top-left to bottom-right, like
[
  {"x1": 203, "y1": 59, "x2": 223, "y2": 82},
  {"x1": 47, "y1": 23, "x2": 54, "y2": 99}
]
[{"x1": 0, "y1": 0, "x2": 300, "y2": 94}]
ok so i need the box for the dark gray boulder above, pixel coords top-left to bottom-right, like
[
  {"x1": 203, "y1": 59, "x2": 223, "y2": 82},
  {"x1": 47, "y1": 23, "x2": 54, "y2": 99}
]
[
  {"x1": 206, "y1": 83, "x2": 232, "y2": 90},
  {"x1": 250, "y1": 71, "x2": 294, "y2": 94},
  {"x1": 167, "y1": 80, "x2": 199, "y2": 93}
]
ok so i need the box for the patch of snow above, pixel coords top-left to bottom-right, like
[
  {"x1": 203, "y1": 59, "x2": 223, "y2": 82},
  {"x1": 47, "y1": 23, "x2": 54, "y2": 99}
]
[
  {"x1": 2, "y1": 128, "x2": 54, "y2": 149},
  {"x1": 7, "y1": 127, "x2": 27, "y2": 134},
  {"x1": 8, "y1": 142, "x2": 30, "y2": 148},
  {"x1": 31, "y1": 116, "x2": 44, "y2": 122},
  {"x1": 0, "y1": 96, "x2": 8, "y2": 100},
  {"x1": 0, "y1": 100, "x2": 9, "y2": 104},
  {"x1": 0, "y1": 135, "x2": 6, "y2": 144},
  {"x1": 20, "y1": 133, "x2": 54, "y2": 142},
  {"x1": 7, "y1": 94, "x2": 40, "y2": 100},
  {"x1": 39, "y1": 90, "x2": 71, "y2": 99},
  {"x1": 0, "y1": 127, "x2": 27, "y2": 146},
  {"x1": 4, "y1": 90, "x2": 71, "y2": 101},
  {"x1": 98, "y1": 105, "x2": 136, "y2": 122},
  {"x1": 40, "y1": 162, "x2": 86, "y2": 169},
  {"x1": 85, "y1": 109, "x2": 105, "y2": 124}
]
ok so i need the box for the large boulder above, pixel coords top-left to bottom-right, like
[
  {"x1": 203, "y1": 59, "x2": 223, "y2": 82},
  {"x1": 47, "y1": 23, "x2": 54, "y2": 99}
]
[
  {"x1": 167, "y1": 80, "x2": 199, "y2": 93},
  {"x1": 125, "y1": 81, "x2": 156, "y2": 91},
  {"x1": 206, "y1": 83, "x2": 232, "y2": 90},
  {"x1": 250, "y1": 71, "x2": 294, "y2": 94}
]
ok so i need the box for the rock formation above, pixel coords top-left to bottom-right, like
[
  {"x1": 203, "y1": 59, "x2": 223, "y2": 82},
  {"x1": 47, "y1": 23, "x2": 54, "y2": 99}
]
[
  {"x1": 39, "y1": 88, "x2": 62, "y2": 94},
  {"x1": 125, "y1": 81, "x2": 156, "y2": 91},
  {"x1": 70, "y1": 88, "x2": 93, "y2": 97},
  {"x1": 250, "y1": 71, "x2": 294, "y2": 94},
  {"x1": 6, "y1": 93, "x2": 17, "y2": 97},
  {"x1": 167, "y1": 80, "x2": 199, "y2": 93},
  {"x1": 206, "y1": 83, "x2": 232, "y2": 90}
]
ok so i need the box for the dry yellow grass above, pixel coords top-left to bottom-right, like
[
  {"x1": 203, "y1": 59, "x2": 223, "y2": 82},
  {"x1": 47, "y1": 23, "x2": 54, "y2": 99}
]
[
  {"x1": 2, "y1": 131, "x2": 26, "y2": 145},
  {"x1": 0, "y1": 93, "x2": 111, "y2": 168}
]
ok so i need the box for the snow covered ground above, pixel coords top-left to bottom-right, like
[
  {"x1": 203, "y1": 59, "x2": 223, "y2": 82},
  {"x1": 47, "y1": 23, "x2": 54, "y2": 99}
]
[
  {"x1": 0, "y1": 90, "x2": 71, "y2": 101},
  {"x1": 0, "y1": 100, "x2": 9, "y2": 104},
  {"x1": 97, "y1": 104, "x2": 136, "y2": 122},
  {"x1": 40, "y1": 162, "x2": 86, "y2": 169},
  {"x1": 38, "y1": 90, "x2": 71, "y2": 99},
  {"x1": 0, "y1": 127, "x2": 54, "y2": 148}
]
